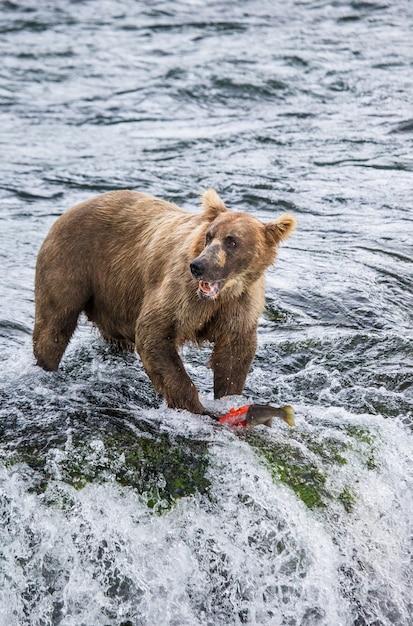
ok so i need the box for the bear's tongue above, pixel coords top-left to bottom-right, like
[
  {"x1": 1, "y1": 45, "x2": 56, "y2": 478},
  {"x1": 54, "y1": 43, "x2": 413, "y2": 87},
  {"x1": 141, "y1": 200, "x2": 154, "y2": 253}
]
[{"x1": 199, "y1": 280, "x2": 220, "y2": 297}]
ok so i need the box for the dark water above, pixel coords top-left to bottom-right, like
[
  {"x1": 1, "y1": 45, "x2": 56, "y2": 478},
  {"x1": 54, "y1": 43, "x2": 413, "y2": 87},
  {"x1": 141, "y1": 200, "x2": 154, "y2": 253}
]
[{"x1": 1, "y1": 1, "x2": 413, "y2": 625}]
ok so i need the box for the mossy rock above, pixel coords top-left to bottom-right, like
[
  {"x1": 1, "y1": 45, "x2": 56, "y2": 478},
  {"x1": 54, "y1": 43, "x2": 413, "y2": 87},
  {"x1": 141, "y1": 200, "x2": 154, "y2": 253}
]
[
  {"x1": 248, "y1": 436, "x2": 328, "y2": 509},
  {"x1": 2, "y1": 411, "x2": 211, "y2": 512},
  {"x1": 246, "y1": 421, "x2": 378, "y2": 511},
  {"x1": 2, "y1": 401, "x2": 378, "y2": 516}
]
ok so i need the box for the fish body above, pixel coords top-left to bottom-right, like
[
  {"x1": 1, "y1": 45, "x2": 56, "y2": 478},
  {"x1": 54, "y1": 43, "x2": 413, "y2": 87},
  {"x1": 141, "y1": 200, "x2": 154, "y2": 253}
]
[{"x1": 218, "y1": 404, "x2": 294, "y2": 429}]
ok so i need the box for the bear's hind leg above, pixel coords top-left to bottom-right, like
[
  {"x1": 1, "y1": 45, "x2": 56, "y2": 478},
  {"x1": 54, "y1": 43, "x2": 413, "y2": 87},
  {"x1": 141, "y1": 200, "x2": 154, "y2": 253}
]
[{"x1": 33, "y1": 306, "x2": 80, "y2": 371}]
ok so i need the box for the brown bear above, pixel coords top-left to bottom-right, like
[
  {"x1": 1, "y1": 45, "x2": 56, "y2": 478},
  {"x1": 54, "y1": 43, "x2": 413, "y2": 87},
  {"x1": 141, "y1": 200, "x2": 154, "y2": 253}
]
[{"x1": 33, "y1": 189, "x2": 296, "y2": 415}]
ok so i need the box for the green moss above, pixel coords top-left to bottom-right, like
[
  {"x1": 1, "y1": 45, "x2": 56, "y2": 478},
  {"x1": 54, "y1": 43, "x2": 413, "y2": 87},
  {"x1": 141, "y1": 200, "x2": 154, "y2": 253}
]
[
  {"x1": 4, "y1": 425, "x2": 211, "y2": 512},
  {"x1": 303, "y1": 435, "x2": 348, "y2": 467},
  {"x1": 248, "y1": 437, "x2": 327, "y2": 509},
  {"x1": 278, "y1": 463, "x2": 326, "y2": 509},
  {"x1": 104, "y1": 431, "x2": 211, "y2": 509},
  {"x1": 343, "y1": 425, "x2": 376, "y2": 446},
  {"x1": 338, "y1": 487, "x2": 357, "y2": 513},
  {"x1": 341, "y1": 425, "x2": 379, "y2": 470},
  {"x1": 247, "y1": 420, "x2": 379, "y2": 511},
  {"x1": 263, "y1": 306, "x2": 290, "y2": 325}
]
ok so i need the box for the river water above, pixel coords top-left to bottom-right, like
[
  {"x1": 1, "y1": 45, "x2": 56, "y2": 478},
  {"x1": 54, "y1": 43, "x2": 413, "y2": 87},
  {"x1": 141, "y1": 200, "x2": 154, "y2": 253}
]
[{"x1": 1, "y1": 1, "x2": 412, "y2": 625}]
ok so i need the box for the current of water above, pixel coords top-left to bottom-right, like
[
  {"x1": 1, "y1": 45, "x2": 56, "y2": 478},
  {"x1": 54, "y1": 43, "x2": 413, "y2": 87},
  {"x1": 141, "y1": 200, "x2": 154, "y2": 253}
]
[{"x1": 0, "y1": 2, "x2": 412, "y2": 625}]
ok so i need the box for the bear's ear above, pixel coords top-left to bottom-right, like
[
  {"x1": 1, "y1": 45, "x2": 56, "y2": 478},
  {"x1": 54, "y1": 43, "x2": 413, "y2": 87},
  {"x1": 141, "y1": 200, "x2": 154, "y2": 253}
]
[
  {"x1": 202, "y1": 188, "x2": 227, "y2": 220},
  {"x1": 264, "y1": 213, "x2": 297, "y2": 246}
]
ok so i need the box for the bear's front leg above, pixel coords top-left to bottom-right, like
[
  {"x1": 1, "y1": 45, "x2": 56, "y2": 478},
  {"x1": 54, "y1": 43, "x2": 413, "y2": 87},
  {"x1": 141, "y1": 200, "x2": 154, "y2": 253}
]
[
  {"x1": 135, "y1": 328, "x2": 205, "y2": 415},
  {"x1": 210, "y1": 329, "x2": 258, "y2": 399}
]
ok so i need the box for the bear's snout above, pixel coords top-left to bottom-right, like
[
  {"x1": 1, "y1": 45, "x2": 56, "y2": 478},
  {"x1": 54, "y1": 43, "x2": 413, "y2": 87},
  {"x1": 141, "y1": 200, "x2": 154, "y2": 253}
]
[{"x1": 190, "y1": 258, "x2": 205, "y2": 279}]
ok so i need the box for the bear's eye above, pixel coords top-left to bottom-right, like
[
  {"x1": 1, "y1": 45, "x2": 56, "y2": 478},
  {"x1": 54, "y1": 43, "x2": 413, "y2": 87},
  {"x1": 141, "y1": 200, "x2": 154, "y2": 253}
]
[
  {"x1": 205, "y1": 232, "x2": 213, "y2": 245},
  {"x1": 225, "y1": 236, "x2": 237, "y2": 249}
]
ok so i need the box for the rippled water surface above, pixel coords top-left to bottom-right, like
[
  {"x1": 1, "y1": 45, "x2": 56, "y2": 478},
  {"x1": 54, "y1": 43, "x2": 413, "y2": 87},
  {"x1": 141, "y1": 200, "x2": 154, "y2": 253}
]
[{"x1": 1, "y1": 1, "x2": 413, "y2": 625}]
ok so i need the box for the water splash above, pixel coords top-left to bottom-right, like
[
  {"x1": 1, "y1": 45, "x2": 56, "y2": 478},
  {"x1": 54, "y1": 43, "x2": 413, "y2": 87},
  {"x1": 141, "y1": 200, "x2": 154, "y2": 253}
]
[{"x1": 1, "y1": 346, "x2": 412, "y2": 625}]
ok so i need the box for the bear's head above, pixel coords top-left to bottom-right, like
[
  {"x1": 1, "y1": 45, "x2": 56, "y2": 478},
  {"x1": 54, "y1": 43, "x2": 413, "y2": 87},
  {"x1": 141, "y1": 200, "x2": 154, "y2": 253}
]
[{"x1": 190, "y1": 189, "x2": 296, "y2": 300}]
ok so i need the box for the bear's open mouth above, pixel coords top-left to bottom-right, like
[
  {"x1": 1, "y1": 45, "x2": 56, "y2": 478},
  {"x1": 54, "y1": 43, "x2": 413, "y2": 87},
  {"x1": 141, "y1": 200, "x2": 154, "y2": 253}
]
[{"x1": 198, "y1": 280, "x2": 221, "y2": 299}]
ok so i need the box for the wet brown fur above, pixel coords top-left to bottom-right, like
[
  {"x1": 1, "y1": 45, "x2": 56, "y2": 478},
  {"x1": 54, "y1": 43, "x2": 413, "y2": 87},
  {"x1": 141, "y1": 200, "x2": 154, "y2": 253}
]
[{"x1": 33, "y1": 188, "x2": 296, "y2": 414}]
